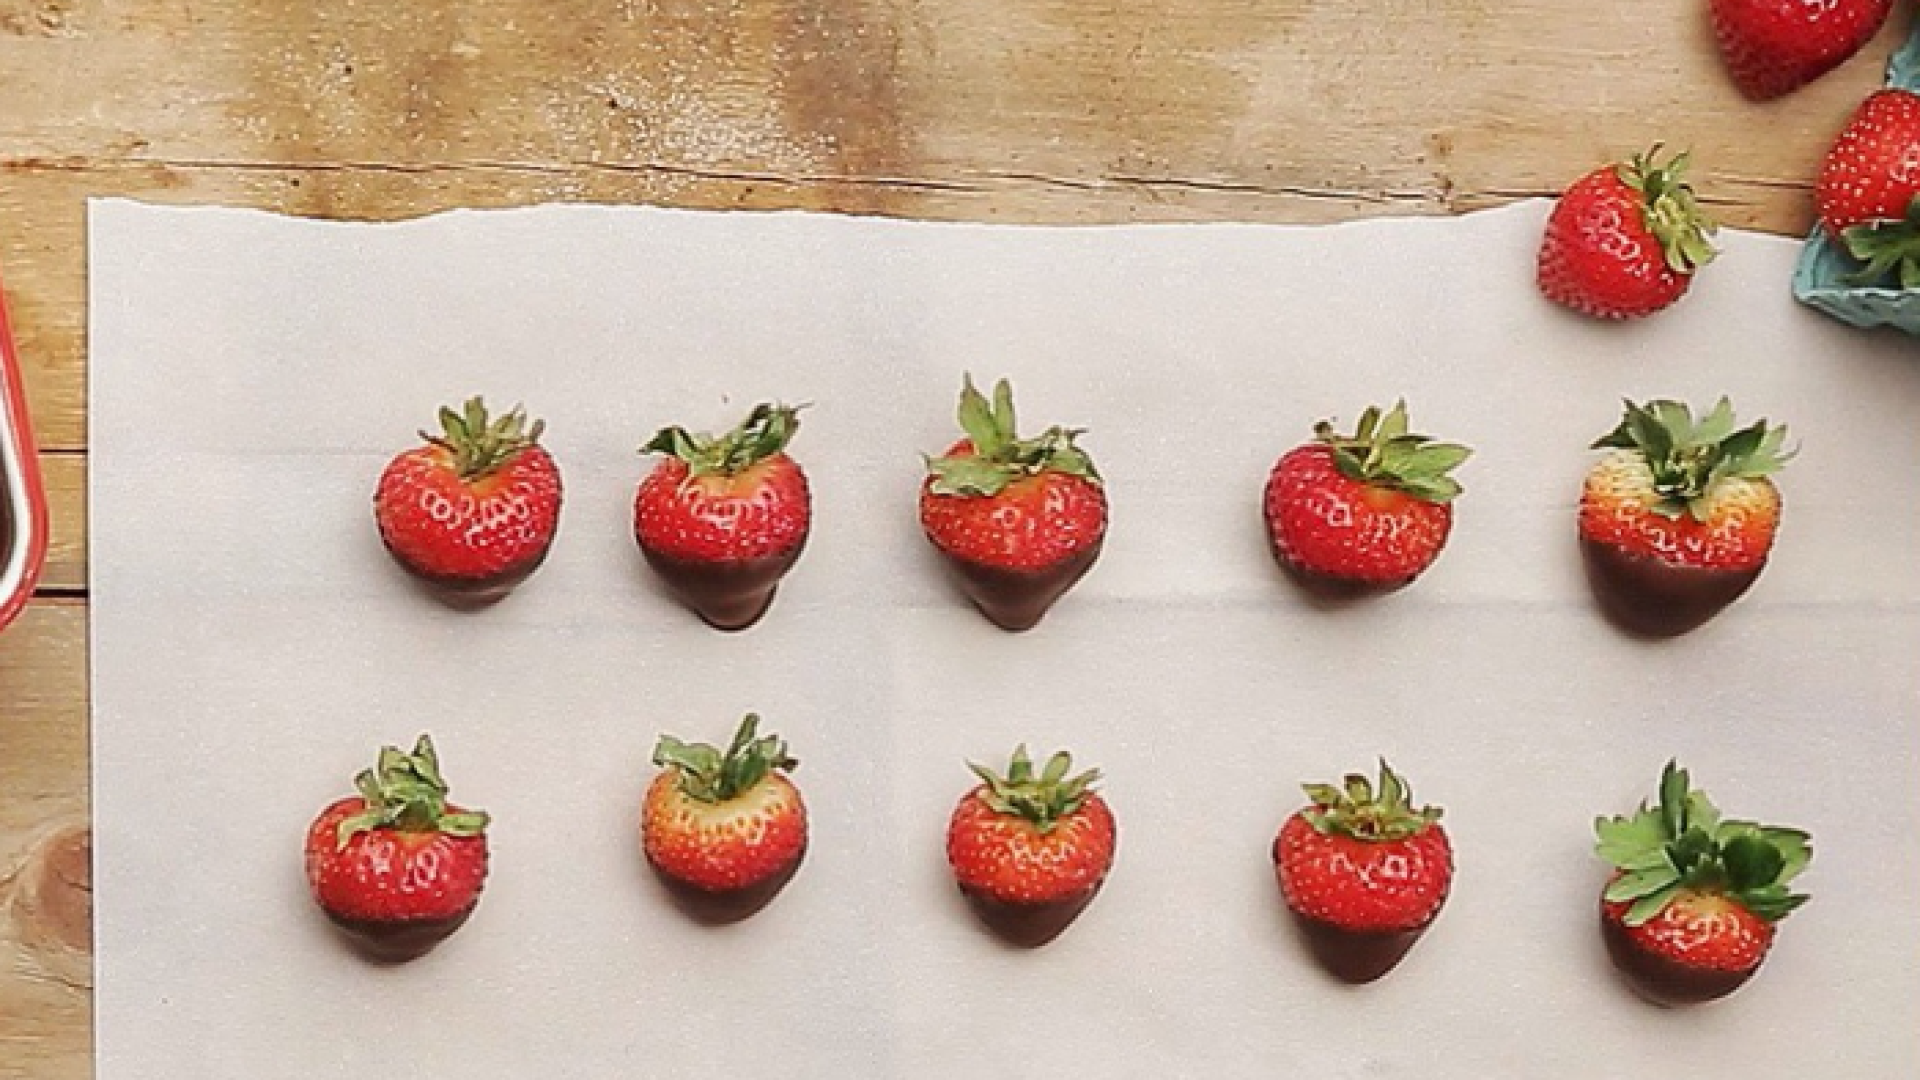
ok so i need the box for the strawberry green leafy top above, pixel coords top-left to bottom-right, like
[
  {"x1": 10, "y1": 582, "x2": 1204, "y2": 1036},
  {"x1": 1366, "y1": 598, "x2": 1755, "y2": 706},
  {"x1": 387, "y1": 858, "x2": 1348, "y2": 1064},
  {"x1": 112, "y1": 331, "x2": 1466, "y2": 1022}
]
[
  {"x1": 643, "y1": 403, "x2": 803, "y2": 478},
  {"x1": 1316, "y1": 401, "x2": 1471, "y2": 504},
  {"x1": 1591, "y1": 397, "x2": 1793, "y2": 522},
  {"x1": 969, "y1": 746, "x2": 1100, "y2": 834},
  {"x1": 1841, "y1": 194, "x2": 1920, "y2": 290},
  {"x1": 336, "y1": 734, "x2": 490, "y2": 849},
  {"x1": 427, "y1": 397, "x2": 546, "y2": 482},
  {"x1": 1621, "y1": 145, "x2": 1718, "y2": 275},
  {"x1": 1594, "y1": 760, "x2": 1811, "y2": 927},
  {"x1": 1301, "y1": 759, "x2": 1442, "y2": 842},
  {"x1": 927, "y1": 375, "x2": 1100, "y2": 497},
  {"x1": 653, "y1": 713, "x2": 797, "y2": 804}
]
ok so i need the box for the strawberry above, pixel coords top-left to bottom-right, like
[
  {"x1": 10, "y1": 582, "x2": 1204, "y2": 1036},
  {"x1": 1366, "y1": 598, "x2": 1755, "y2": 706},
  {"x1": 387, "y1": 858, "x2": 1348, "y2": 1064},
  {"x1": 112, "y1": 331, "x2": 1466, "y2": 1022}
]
[
  {"x1": 1537, "y1": 146, "x2": 1718, "y2": 320},
  {"x1": 641, "y1": 713, "x2": 808, "y2": 904},
  {"x1": 919, "y1": 376, "x2": 1106, "y2": 631},
  {"x1": 1709, "y1": 0, "x2": 1891, "y2": 101},
  {"x1": 374, "y1": 397, "x2": 562, "y2": 601},
  {"x1": 1814, "y1": 89, "x2": 1920, "y2": 289},
  {"x1": 1595, "y1": 760, "x2": 1811, "y2": 1004},
  {"x1": 634, "y1": 403, "x2": 810, "y2": 631},
  {"x1": 1273, "y1": 760, "x2": 1451, "y2": 982},
  {"x1": 1578, "y1": 397, "x2": 1791, "y2": 636},
  {"x1": 304, "y1": 734, "x2": 491, "y2": 959},
  {"x1": 946, "y1": 746, "x2": 1115, "y2": 945},
  {"x1": 1262, "y1": 401, "x2": 1469, "y2": 591}
]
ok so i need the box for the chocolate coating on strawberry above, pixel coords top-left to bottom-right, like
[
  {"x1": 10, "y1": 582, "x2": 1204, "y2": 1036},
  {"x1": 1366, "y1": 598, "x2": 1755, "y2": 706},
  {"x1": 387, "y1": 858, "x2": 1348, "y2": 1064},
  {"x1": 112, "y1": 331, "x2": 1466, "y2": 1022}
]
[
  {"x1": 374, "y1": 397, "x2": 562, "y2": 603},
  {"x1": 947, "y1": 746, "x2": 1116, "y2": 946},
  {"x1": 919, "y1": 376, "x2": 1106, "y2": 631},
  {"x1": 634, "y1": 403, "x2": 811, "y2": 631},
  {"x1": 1264, "y1": 402, "x2": 1468, "y2": 592},
  {"x1": 1594, "y1": 761, "x2": 1811, "y2": 1005},
  {"x1": 1579, "y1": 398, "x2": 1790, "y2": 637},
  {"x1": 641, "y1": 713, "x2": 807, "y2": 919},
  {"x1": 1273, "y1": 760, "x2": 1451, "y2": 983},
  {"x1": 305, "y1": 734, "x2": 491, "y2": 961},
  {"x1": 1538, "y1": 146, "x2": 1717, "y2": 320}
]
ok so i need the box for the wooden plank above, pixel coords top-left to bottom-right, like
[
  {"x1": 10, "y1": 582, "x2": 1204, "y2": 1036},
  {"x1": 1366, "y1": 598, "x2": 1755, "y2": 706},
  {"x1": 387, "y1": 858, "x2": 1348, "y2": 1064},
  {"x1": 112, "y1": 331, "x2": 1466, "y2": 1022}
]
[
  {"x1": 0, "y1": 597, "x2": 91, "y2": 1080},
  {"x1": 0, "y1": 2, "x2": 1908, "y2": 453}
]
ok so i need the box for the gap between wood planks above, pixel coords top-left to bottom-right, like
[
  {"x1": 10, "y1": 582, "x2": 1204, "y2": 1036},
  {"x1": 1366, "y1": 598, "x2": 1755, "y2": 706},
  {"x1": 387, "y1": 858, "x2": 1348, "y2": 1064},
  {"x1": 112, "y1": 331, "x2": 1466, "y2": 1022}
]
[{"x1": 4, "y1": 152, "x2": 1813, "y2": 212}]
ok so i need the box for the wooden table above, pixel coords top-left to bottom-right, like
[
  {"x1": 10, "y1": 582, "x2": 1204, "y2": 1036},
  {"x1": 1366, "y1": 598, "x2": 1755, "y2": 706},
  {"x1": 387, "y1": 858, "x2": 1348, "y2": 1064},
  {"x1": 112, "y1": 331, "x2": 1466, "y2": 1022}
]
[{"x1": 0, "y1": 2, "x2": 1905, "y2": 1073}]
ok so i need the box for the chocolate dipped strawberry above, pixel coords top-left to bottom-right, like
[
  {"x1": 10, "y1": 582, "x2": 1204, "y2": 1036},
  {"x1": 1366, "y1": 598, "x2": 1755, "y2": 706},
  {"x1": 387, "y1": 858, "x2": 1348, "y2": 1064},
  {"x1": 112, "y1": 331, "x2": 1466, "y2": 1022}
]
[
  {"x1": 1595, "y1": 761, "x2": 1811, "y2": 1005},
  {"x1": 641, "y1": 712, "x2": 807, "y2": 921},
  {"x1": 1273, "y1": 760, "x2": 1452, "y2": 982},
  {"x1": 946, "y1": 745, "x2": 1116, "y2": 946},
  {"x1": 1579, "y1": 397, "x2": 1791, "y2": 636},
  {"x1": 304, "y1": 734, "x2": 490, "y2": 960},
  {"x1": 634, "y1": 403, "x2": 810, "y2": 631},
  {"x1": 919, "y1": 376, "x2": 1106, "y2": 631},
  {"x1": 1263, "y1": 401, "x2": 1469, "y2": 593},
  {"x1": 374, "y1": 397, "x2": 562, "y2": 603}
]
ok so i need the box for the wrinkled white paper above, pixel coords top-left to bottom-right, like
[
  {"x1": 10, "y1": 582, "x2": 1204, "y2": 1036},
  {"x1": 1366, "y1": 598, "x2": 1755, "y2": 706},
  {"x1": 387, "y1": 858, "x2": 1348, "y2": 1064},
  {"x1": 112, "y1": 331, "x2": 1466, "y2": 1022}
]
[{"x1": 89, "y1": 198, "x2": 1920, "y2": 1077}]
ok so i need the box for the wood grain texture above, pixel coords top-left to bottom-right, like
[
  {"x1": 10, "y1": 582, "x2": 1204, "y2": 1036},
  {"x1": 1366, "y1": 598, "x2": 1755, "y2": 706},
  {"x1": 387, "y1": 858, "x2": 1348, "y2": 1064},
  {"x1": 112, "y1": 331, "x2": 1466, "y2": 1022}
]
[
  {"x1": 0, "y1": 0, "x2": 1912, "y2": 451},
  {"x1": 0, "y1": 0, "x2": 1913, "y2": 1071},
  {"x1": 0, "y1": 599, "x2": 89, "y2": 1080}
]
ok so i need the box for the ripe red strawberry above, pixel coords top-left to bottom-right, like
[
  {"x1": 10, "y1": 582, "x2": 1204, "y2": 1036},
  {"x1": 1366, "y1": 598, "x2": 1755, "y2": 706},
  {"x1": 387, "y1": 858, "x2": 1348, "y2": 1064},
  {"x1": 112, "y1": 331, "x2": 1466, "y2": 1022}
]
[
  {"x1": 1263, "y1": 402, "x2": 1469, "y2": 591},
  {"x1": 374, "y1": 397, "x2": 562, "y2": 601},
  {"x1": 1595, "y1": 761, "x2": 1811, "y2": 1004},
  {"x1": 919, "y1": 376, "x2": 1106, "y2": 631},
  {"x1": 1273, "y1": 761, "x2": 1451, "y2": 981},
  {"x1": 304, "y1": 734, "x2": 490, "y2": 959},
  {"x1": 946, "y1": 746, "x2": 1115, "y2": 944},
  {"x1": 634, "y1": 403, "x2": 810, "y2": 631},
  {"x1": 1814, "y1": 89, "x2": 1920, "y2": 289},
  {"x1": 1537, "y1": 147, "x2": 1718, "y2": 320},
  {"x1": 1579, "y1": 397, "x2": 1791, "y2": 636},
  {"x1": 641, "y1": 713, "x2": 808, "y2": 901},
  {"x1": 1709, "y1": 0, "x2": 1891, "y2": 101}
]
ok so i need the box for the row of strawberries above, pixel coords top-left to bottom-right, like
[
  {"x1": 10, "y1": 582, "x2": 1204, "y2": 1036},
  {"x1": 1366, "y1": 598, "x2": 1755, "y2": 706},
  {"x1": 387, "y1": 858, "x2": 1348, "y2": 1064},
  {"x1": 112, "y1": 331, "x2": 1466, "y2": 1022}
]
[
  {"x1": 303, "y1": 721, "x2": 1810, "y2": 1006},
  {"x1": 374, "y1": 384, "x2": 1792, "y2": 640}
]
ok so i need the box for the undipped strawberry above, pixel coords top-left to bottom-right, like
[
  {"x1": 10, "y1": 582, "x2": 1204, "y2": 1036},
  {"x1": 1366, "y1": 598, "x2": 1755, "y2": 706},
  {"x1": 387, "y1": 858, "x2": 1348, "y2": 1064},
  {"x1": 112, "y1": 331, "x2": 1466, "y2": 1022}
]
[
  {"x1": 1273, "y1": 760, "x2": 1452, "y2": 981},
  {"x1": 919, "y1": 376, "x2": 1106, "y2": 631},
  {"x1": 304, "y1": 734, "x2": 491, "y2": 959},
  {"x1": 1710, "y1": 0, "x2": 1891, "y2": 101},
  {"x1": 374, "y1": 397, "x2": 562, "y2": 601},
  {"x1": 1595, "y1": 760, "x2": 1811, "y2": 1004},
  {"x1": 641, "y1": 713, "x2": 808, "y2": 905},
  {"x1": 1537, "y1": 147, "x2": 1718, "y2": 320},
  {"x1": 1263, "y1": 401, "x2": 1469, "y2": 591},
  {"x1": 1578, "y1": 397, "x2": 1791, "y2": 636},
  {"x1": 634, "y1": 403, "x2": 811, "y2": 631},
  {"x1": 946, "y1": 746, "x2": 1115, "y2": 945},
  {"x1": 1814, "y1": 89, "x2": 1920, "y2": 289}
]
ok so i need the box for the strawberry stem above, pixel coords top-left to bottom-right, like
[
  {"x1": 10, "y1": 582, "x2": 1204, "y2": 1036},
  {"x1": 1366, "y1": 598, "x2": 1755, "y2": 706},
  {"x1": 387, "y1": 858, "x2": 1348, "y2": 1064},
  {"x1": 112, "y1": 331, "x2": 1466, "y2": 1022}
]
[
  {"x1": 967, "y1": 745, "x2": 1100, "y2": 834},
  {"x1": 641, "y1": 403, "x2": 804, "y2": 477},
  {"x1": 1300, "y1": 759, "x2": 1441, "y2": 842},
  {"x1": 1593, "y1": 760, "x2": 1811, "y2": 926},
  {"x1": 1315, "y1": 400, "x2": 1471, "y2": 504},
  {"x1": 335, "y1": 734, "x2": 489, "y2": 850},
  {"x1": 1590, "y1": 398, "x2": 1793, "y2": 522},
  {"x1": 1840, "y1": 194, "x2": 1920, "y2": 290},
  {"x1": 424, "y1": 397, "x2": 545, "y2": 482},
  {"x1": 653, "y1": 713, "x2": 797, "y2": 803},
  {"x1": 926, "y1": 375, "x2": 1100, "y2": 497},
  {"x1": 1618, "y1": 144, "x2": 1718, "y2": 275}
]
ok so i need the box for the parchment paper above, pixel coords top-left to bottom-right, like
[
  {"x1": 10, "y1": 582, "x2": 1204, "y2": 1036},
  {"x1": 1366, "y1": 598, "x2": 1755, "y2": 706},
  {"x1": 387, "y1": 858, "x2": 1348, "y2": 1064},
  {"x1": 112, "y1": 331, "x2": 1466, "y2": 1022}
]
[{"x1": 89, "y1": 198, "x2": 1920, "y2": 1077}]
